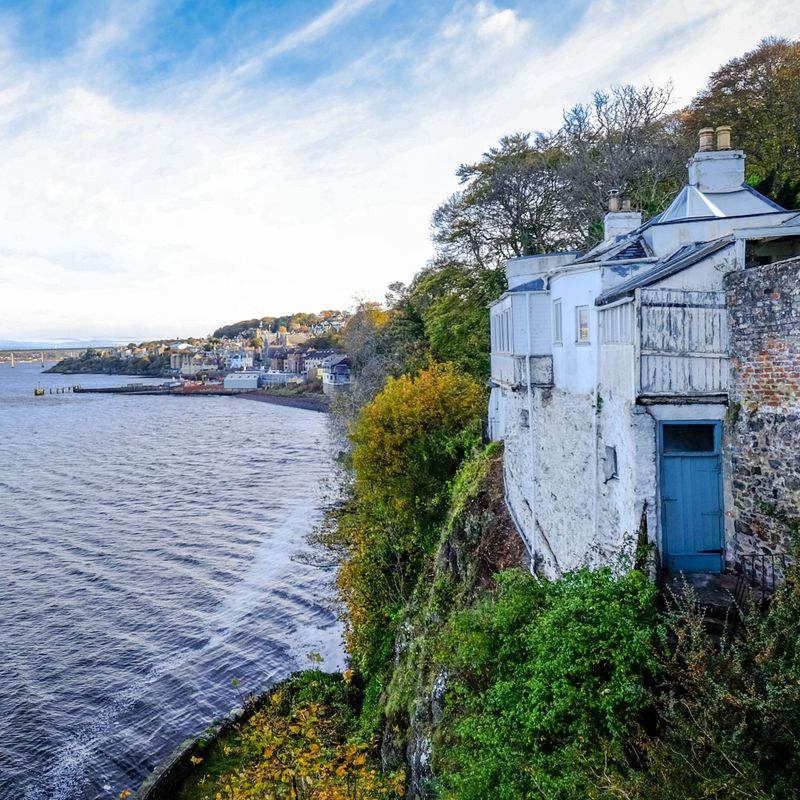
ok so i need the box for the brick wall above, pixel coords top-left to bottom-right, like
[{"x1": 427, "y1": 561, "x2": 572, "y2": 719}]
[{"x1": 724, "y1": 257, "x2": 800, "y2": 552}]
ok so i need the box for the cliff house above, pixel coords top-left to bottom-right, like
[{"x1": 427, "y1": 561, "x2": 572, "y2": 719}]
[{"x1": 489, "y1": 127, "x2": 800, "y2": 580}]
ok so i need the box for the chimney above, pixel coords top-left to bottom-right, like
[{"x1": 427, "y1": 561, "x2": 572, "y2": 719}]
[
  {"x1": 688, "y1": 124, "x2": 744, "y2": 193},
  {"x1": 715, "y1": 125, "x2": 732, "y2": 150},
  {"x1": 604, "y1": 188, "x2": 641, "y2": 240},
  {"x1": 698, "y1": 128, "x2": 715, "y2": 152}
]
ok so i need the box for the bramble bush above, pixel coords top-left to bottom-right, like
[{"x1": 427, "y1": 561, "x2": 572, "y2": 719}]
[{"x1": 598, "y1": 558, "x2": 800, "y2": 800}]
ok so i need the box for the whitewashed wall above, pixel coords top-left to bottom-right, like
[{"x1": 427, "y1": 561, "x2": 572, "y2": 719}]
[{"x1": 550, "y1": 269, "x2": 602, "y2": 394}]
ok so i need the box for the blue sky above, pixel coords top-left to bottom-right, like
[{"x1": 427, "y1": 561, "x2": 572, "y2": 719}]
[{"x1": 0, "y1": 0, "x2": 797, "y2": 340}]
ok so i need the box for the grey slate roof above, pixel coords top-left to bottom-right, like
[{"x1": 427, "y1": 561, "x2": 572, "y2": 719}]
[
  {"x1": 595, "y1": 236, "x2": 734, "y2": 307},
  {"x1": 507, "y1": 278, "x2": 546, "y2": 292},
  {"x1": 608, "y1": 240, "x2": 648, "y2": 261},
  {"x1": 573, "y1": 234, "x2": 653, "y2": 266}
]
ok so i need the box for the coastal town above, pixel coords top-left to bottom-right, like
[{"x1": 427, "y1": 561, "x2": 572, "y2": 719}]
[
  {"x1": 2, "y1": 8, "x2": 800, "y2": 800},
  {"x1": 37, "y1": 310, "x2": 354, "y2": 399}
]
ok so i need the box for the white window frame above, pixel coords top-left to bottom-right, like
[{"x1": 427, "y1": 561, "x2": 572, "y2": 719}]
[
  {"x1": 575, "y1": 305, "x2": 590, "y2": 344},
  {"x1": 552, "y1": 299, "x2": 563, "y2": 344}
]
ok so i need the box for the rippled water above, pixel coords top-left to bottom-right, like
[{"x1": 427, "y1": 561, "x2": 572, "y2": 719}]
[{"x1": 0, "y1": 362, "x2": 343, "y2": 799}]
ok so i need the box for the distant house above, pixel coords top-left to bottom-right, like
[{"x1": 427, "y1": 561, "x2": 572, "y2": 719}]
[
  {"x1": 286, "y1": 348, "x2": 306, "y2": 375},
  {"x1": 321, "y1": 354, "x2": 352, "y2": 395},
  {"x1": 223, "y1": 372, "x2": 260, "y2": 390},
  {"x1": 489, "y1": 127, "x2": 800, "y2": 579},
  {"x1": 261, "y1": 371, "x2": 290, "y2": 386},
  {"x1": 303, "y1": 349, "x2": 338, "y2": 379},
  {"x1": 266, "y1": 347, "x2": 288, "y2": 372},
  {"x1": 225, "y1": 352, "x2": 254, "y2": 370}
]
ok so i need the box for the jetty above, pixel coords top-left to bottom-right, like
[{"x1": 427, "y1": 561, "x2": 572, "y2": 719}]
[
  {"x1": 68, "y1": 383, "x2": 329, "y2": 411},
  {"x1": 72, "y1": 384, "x2": 238, "y2": 396}
]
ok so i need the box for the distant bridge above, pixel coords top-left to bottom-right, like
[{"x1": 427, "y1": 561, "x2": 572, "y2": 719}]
[{"x1": 0, "y1": 348, "x2": 85, "y2": 364}]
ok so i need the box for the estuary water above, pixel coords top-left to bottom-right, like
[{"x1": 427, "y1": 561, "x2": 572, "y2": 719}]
[{"x1": 0, "y1": 362, "x2": 343, "y2": 799}]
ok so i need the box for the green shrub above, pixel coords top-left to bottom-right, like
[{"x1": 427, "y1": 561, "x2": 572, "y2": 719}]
[{"x1": 435, "y1": 567, "x2": 660, "y2": 799}]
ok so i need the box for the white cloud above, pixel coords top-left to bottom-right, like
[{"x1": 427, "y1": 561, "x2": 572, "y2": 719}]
[
  {"x1": 233, "y1": 0, "x2": 379, "y2": 78},
  {"x1": 0, "y1": 0, "x2": 797, "y2": 339}
]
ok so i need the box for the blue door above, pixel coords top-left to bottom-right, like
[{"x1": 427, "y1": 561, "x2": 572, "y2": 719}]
[{"x1": 660, "y1": 421, "x2": 724, "y2": 573}]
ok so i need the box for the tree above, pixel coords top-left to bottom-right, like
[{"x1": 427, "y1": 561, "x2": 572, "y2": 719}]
[
  {"x1": 682, "y1": 37, "x2": 800, "y2": 208},
  {"x1": 328, "y1": 364, "x2": 485, "y2": 675},
  {"x1": 333, "y1": 300, "x2": 403, "y2": 423},
  {"x1": 432, "y1": 133, "x2": 572, "y2": 267},
  {"x1": 560, "y1": 83, "x2": 688, "y2": 241},
  {"x1": 403, "y1": 261, "x2": 506, "y2": 379}
]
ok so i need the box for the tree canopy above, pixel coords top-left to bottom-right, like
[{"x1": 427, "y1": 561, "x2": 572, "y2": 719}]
[{"x1": 682, "y1": 37, "x2": 800, "y2": 208}]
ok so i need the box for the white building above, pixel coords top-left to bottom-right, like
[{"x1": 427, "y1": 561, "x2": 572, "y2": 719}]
[
  {"x1": 223, "y1": 372, "x2": 260, "y2": 390},
  {"x1": 321, "y1": 354, "x2": 352, "y2": 395},
  {"x1": 225, "y1": 352, "x2": 254, "y2": 370},
  {"x1": 490, "y1": 128, "x2": 800, "y2": 578}
]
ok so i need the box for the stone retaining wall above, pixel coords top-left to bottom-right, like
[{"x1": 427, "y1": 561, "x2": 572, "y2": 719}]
[{"x1": 724, "y1": 257, "x2": 800, "y2": 552}]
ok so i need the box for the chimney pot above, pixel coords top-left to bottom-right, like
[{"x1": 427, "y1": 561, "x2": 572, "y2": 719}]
[
  {"x1": 698, "y1": 127, "x2": 715, "y2": 152},
  {"x1": 607, "y1": 188, "x2": 620, "y2": 212},
  {"x1": 715, "y1": 125, "x2": 732, "y2": 150},
  {"x1": 620, "y1": 192, "x2": 631, "y2": 212}
]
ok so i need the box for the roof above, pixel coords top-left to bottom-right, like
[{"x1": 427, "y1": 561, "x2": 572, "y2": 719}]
[
  {"x1": 608, "y1": 239, "x2": 648, "y2": 261},
  {"x1": 322, "y1": 354, "x2": 349, "y2": 368},
  {"x1": 507, "y1": 278, "x2": 545, "y2": 293},
  {"x1": 595, "y1": 236, "x2": 734, "y2": 307},
  {"x1": 659, "y1": 183, "x2": 783, "y2": 223},
  {"x1": 574, "y1": 233, "x2": 654, "y2": 266}
]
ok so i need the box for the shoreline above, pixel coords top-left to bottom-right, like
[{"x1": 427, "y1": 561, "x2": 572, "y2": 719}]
[
  {"x1": 236, "y1": 390, "x2": 329, "y2": 413},
  {"x1": 39, "y1": 373, "x2": 330, "y2": 413}
]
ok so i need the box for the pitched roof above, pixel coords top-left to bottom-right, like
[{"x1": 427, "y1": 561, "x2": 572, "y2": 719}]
[
  {"x1": 322, "y1": 354, "x2": 349, "y2": 368},
  {"x1": 658, "y1": 183, "x2": 783, "y2": 223},
  {"x1": 595, "y1": 236, "x2": 734, "y2": 307},
  {"x1": 573, "y1": 234, "x2": 654, "y2": 266},
  {"x1": 507, "y1": 278, "x2": 546, "y2": 293}
]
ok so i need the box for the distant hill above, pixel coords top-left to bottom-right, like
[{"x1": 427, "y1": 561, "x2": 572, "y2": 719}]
[{"x1": 213, "y1": 311, "x2": 347, "y2": 340}]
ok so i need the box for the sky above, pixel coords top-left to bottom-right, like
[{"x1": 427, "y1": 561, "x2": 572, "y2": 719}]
[{"x1": 0, "y1": 0, "x2": 797, "y2": 341}]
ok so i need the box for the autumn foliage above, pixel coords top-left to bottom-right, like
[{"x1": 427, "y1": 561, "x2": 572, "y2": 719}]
[
  {"x1": 326, "y1": 364, "x2": 485, "y2": 694},
  {"x1": 176, "y1": 673, "x2": 404, "y2": 800}
]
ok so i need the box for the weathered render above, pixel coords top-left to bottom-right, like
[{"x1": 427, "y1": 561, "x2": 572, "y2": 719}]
[{"x1": 489, "y1": 129, "x2": 800, "y2": 577}]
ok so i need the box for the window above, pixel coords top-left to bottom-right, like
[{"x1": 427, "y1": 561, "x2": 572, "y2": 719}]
[
  {"x1": 662, "y1": 424, "x2": 716, "y2": 453},
  {"x1": 553, "y1": 299, "x2": 563, "y2": 344},
  {"x1": 576, "y1": 305, "x2": 590, "y2": 343}
]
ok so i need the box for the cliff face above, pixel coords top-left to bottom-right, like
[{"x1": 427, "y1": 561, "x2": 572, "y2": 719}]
[{"x1": 379, "y1": 444, "x2": 526, "y2": 798}]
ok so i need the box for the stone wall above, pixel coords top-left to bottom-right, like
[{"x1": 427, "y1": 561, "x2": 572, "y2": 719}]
[{"x1": 724, "y1": 257, "x2": 800, "y2": 552}]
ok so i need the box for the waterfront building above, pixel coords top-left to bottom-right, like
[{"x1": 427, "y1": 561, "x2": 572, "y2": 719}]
[{"x1": 489, "y1": 128, "x2": 800, "y2": 578}]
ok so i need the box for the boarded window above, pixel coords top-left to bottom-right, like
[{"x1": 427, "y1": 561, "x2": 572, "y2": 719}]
[{"x1": 600, "y1": 302, "x2": 633, "y2": 344}]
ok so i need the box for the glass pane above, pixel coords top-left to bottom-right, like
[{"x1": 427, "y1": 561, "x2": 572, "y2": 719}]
[
  {"x1": 576, "y1": 306, "x2": 589, "y2": 342},
  {"x1": 662, "y1": 424, "x2": 715, "y2": 453}
]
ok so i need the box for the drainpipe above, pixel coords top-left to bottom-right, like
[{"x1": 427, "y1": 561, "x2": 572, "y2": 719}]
[
  {"x1": 526, "y1": 294, "x2": 537, "y2": 570},
  {"x1": 593, "y1": 303, "x2": 601, "y2": 560}
]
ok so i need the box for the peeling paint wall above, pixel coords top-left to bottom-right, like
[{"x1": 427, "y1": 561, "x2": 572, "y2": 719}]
[
  {"x1": 595, "y1": 389, "x2": 658, "y2": 563},
  {"x1": 725, "y1": 258, "x2": 800, "y2": 553},
  {"x1": 501, "y1": 381, "x2": 656, "y2": 577}
]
